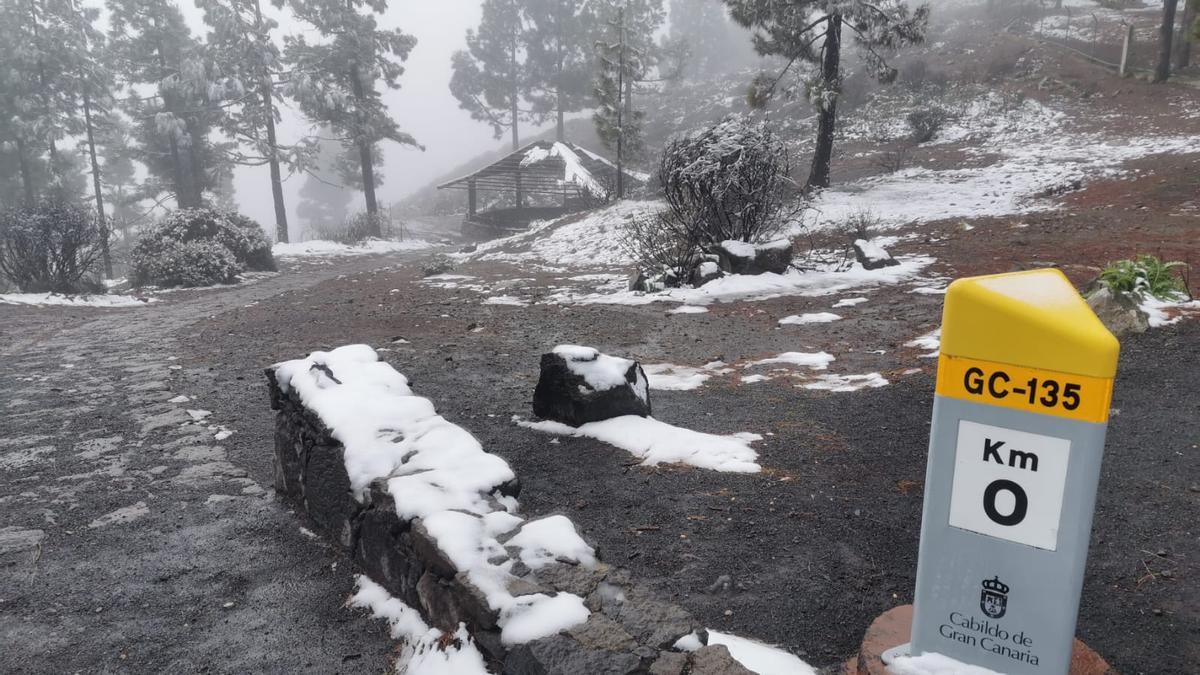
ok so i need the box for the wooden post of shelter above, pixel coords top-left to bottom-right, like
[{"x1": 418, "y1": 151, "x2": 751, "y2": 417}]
[
  {"x1": 1120, "y1": 23, "x2": 1134, "y2": 77},
  {"x1": 468, "y1": 179, "x2": 477, "y2": 219}
]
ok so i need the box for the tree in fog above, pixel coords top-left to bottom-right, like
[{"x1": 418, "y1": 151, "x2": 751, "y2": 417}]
[
  {"x1": 284, "y1": 0, "x2": 418, "y2": 233},
  {"x1": 594, "y1": 0, "x2": 669, "y2": 122},
  {"x1": 524, "y1": 0, "x2": 600, "y2": 142},
  {"x1": 667, "y1": 0, "x2": 756, "y2": 81},
  {"x1": 198, "y1": 0, "x2": 306, "y2": 242},
  {"x1": 450, "y1": 0, "x2": 537, "y2": 150},
  {"x1": 1177, "y1": 0, "x2": 1198, "y2": 69},
  {"x1": 108, "y1": 0, "x2": 233, "y2": 209},
  {"x1": 726, "y1": 0, "x2": 928, "y2": 189},
  {"x1": 1155, "y1": 0, "x2": 1182, "y2": 82},
  {"x1": 593, "y1": 3, "x2": 644, "y2": 200},
  {"x1": 0, "y1": 0, "x2": 86, "y2": 205},
  {"x1": 593, "y1": 0, "x2": 669, "y2": 198},
  {"x1": 296, "y1": 132, "x2": 352, "y2": 232}
]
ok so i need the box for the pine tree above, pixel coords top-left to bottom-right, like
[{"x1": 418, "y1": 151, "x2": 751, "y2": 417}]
[
  {"x1": 450, "y1": 0, "x2": 535, "y2": 150},
  {"x1": 593, "y1": 0, "x2": 666, "y2": 124},
  {"x1": 108, "y1": 0, "x2": 232, "y2": 209},
  {"x1": 198, "y1": 0, "x2": 305, "y2": 242},
  {"x1": 0, "y1": 0, "x2": 85, "y2": 205},
  {"x1": 523, "y1": 0, "x2": 599, "y2": 142},
  {"x1": 725, "y1": 0, "x2": 928, "y2": 189},
  {"x1": 1155, "y1": 0, "x2": 1181, "y2": 82},
  {"x1": 284, "y1": 0, "x2": 419, "y2": 233},
  {"x1": 593, "y1": 2, "x2": 648, "y2": 199}
]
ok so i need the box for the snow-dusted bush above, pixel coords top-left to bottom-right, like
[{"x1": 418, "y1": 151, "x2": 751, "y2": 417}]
[
  {"x1": 625, "y1": 115, "x2": 795, "y2": 286},
  {"x1": 131, "y1": 240, "x2": 240, "y2": 288},
  {"x1": 0, "y1": 200, "x2": 104, "y2": 293},
  {"x1": 907, "y1": 108, "x2": 947, "y2": 144},
  {"x1": 130, "y1": 208, "x2": 274, "y2": 288},
  {"x1": 659, "y1": 114, "x2": 792, "y2": 246},
  {"x1": 421, "y1": 254, "x2": 455, "y2": 277}
]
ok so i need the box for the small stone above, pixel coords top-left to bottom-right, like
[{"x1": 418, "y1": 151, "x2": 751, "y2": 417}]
[
  {"x1": 222, "y1": 602, "x2": 235, "y2": 609},
  {"x1": 723, "y1": 609, "x2": 732, "y2": 616},
  {"x1": 1152, "y1": 608, "x2": 1163, "y2": 616}
]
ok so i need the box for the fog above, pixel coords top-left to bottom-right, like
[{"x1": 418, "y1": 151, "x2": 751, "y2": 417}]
[{"x1": 175, "y1": 0, "x2": 565, "y2": 238}]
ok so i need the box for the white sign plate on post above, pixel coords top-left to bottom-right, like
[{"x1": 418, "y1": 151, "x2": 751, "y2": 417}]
[{"x1": 947, "y1": 420, "x2": 1071, "y2": 551}]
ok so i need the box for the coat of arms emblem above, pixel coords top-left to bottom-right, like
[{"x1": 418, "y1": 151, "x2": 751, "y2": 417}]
[{"x1": 980, "y1": 576, "x2": 1009, "y2": 619}]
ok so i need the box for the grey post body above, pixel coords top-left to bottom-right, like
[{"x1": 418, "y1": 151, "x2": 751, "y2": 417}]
[{"x1": 909, "y1": 394, "x2": 1109, "y2": 674}]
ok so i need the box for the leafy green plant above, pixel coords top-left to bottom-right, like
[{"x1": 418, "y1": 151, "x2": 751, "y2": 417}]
[{"x1": 1099, "y1": 255, "x2": 1188, "y2": 300}]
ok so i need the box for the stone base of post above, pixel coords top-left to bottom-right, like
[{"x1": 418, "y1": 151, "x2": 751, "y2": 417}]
[{"x1": 832, "y1": 605, "x2": 1116, "y2": 675}]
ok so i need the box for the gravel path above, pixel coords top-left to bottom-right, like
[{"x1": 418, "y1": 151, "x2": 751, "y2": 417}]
[{"x1": 0, "y1": 257, "x2": 416, "y2": 674}]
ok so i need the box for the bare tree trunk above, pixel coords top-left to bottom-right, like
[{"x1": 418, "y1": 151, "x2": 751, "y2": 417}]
[
  {"x1": 615, "y1": 6, "x2": 625, "y2": 200},
  {"x1": 1176, "y1": 0, "x2": 1197, "y2": 68},
  {"x1": 1155, "y1": 0, "x2": 1181, "y2": 82},
  {"x1": 348, "y1": 65, "x2": 380, "y2": 232},
  {"x1": 808, "y1": 14, "x2": 841, "y2": 190},
  {"x1": 262, "y1": 85, "x2": 288, "y2": 242},
  {"x1": 255, "y1": 0, "x2": 288, "y2": 243},
  {"x1": 82, "y1": 88, "x2": 111, "y2": 277},
  {"x1": 15, "y1": 136, "x2": 35, "y2": 205}
]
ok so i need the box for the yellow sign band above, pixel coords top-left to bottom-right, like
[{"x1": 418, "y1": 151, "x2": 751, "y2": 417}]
[{"x1": 935, "y1": 354, "x2": 1113, "y2": 423}]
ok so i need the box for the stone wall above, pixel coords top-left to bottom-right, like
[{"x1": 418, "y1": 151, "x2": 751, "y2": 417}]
[{"x1": 265, "y1": 367, "x2": 754, "y2": 675}]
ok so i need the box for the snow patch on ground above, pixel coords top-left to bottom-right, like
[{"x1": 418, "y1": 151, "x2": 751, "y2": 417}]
[
  {"x1": 517, "y1": 415, "x2": 762, "y2": 473},
  {"x1": 802, "y1": 373, "x2": 889, "y2": 392},
  {"x1": 272, "y1": 238, "x2": 431, "y2": 258},
  {"x1": 1141, "y1": 296, "x2": 1200, "y2": 328},
  {"x1": 832, "y1": 296, "x2": 869, "y2": 308},
  {"x1": 668, "y1": 305, "x2": 710, "y2": 314},
  {"x1": 570, "y1": 257, "x2": 933, "y2": 307},
  {"x1": 0, "y1": 292, "x2": 152, "y2": 308},
  {"x1": 468, "y1": 200, "x2": 660, "y2": 269},
  {"x1": 779, "y1": 312, "x2": 842, "y2": 325},
  {"x1": 642, "y1": 361, "x2": 731, "y2": 391},
  {"x1": 809, "y1": 128, "x2": 1200, "y2": 233},
  {"x1": 905, "y1": 329, "x2": 942, "y2": 357},
  {"x1": 706, "y1": 630, "x2": 817, "y2": 675},
  {"x1": 745, "y1": 352, "x2": 835, "y2": 370}
]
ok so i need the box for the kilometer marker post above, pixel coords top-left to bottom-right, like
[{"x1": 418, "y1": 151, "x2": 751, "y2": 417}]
[{"x1": 886, "y1": 269, "x2": 1119, "y2": 674}]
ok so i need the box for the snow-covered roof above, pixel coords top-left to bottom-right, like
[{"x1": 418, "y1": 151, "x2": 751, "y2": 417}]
[{"x1": 437, "y1": 140, "x2": 642, "y2": 198}]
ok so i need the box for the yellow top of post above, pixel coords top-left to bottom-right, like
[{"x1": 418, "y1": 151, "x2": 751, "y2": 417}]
[{"x1": 941, "y1": 269, "x2": 1119, "y2": 379}]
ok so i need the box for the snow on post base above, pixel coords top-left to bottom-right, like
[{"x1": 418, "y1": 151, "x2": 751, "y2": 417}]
[{"x1": 267, "y1": 345, "x2": 741, "y2": 673}]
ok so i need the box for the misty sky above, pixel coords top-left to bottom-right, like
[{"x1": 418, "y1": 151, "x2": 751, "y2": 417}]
[{"x1": 170, "y1": 0, "x2": 566, "y2": 238}]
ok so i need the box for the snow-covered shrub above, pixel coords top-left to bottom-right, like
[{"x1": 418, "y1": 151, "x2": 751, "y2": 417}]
[
  {"x1": 130, "y1": 208, "x2": 274, "y2": 288},
  {"x1": 0, "y1": 200, "x2": 104, "y2": 293},
  {"x1": 907, "y1": 108, "x2": 947, "y2": 143},
  {"x1": 421, "y1": 254, "x2": 455, "y2": 277},
  {"x1": 131, "y1": 240, "x2": 240, "y2": 288},
  {"x1": 625, "y1": 115, "x2": 795, "y2": 285},
  {"x1": 1098, "y1": 256, "x2": 1189, "y2": 301}
]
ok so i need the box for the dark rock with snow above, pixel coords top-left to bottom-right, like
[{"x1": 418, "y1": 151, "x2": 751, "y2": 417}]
[
  {"x1": 713, "y1": 239, "x2": 793, "y2": 275},
  {"x1": 853, "y1": 238, "x2": 900, "y2": 270},
  {"x1": 688, "y1": 645, "x2": 755, "y2": 675},
  {"x1": 690, "y1": 260, "x2": 724, "y2": 287},
  {"x1": 533, "y1": 345, "x2": 650, "y2": 426},
  {"x1": 505, "y1": 634, "x2": 643, "y2": 675},
  {"x1": 1085, "y1": 286, "x2": 1149, "y2": 336}
]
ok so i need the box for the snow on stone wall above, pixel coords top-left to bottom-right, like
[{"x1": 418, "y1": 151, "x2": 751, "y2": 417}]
[{"x1": 266, "y1": 345, "x2": 766, "y2": 672}]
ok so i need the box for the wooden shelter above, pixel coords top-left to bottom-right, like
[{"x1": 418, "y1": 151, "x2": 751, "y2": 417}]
[{"x1": 437, "y1": 140, "x2": 641, "y2": 236}]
